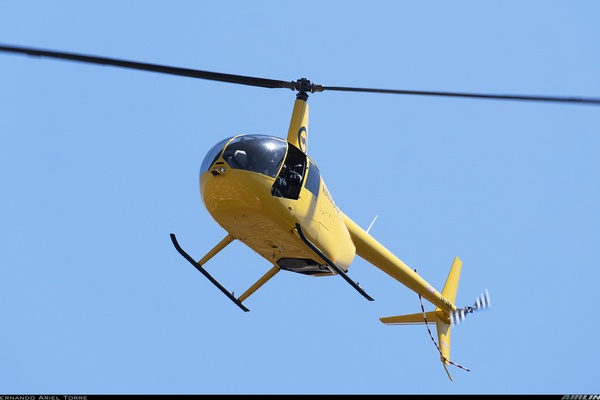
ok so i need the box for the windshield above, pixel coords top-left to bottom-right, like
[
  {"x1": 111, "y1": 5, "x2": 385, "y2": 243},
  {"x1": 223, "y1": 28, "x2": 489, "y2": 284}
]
[
  {"x1": 200, "y1": 134, "x2": 288, "y2": 178},
  {"x1": 200, "y1": 137, "x2": 232, "y2": 173}
]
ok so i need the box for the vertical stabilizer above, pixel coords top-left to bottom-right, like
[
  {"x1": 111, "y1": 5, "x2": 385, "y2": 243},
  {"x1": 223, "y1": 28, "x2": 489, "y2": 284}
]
[
  {"x1": 436, "y1": 257, "x2": 463, "y2": 355},
  {"x1": 441, "y1": 257, "x2": 462, "y2": 303},
  {"x1": 435, "y1": 257, "x2": 463, "y2": 377}
]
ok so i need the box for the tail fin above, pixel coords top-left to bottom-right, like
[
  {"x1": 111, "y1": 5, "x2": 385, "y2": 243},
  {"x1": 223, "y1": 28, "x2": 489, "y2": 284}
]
[
  {"x1": 436, "y1": 256, "x2": 463, "y2": 368},
  {"x1": 380, "y1": 257, "x2": 490, "y2": 380}
]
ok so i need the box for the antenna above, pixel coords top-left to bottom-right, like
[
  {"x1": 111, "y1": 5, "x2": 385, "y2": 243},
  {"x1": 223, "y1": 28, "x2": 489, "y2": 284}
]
[{"x1": 366, "y1": 215, "x2": 378, "y2": 233}]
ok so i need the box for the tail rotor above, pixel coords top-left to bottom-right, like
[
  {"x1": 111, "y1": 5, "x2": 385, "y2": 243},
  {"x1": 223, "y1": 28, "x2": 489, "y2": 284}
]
[{"x1": 450, "y1": 289, "x2": 491, "y2": 326}]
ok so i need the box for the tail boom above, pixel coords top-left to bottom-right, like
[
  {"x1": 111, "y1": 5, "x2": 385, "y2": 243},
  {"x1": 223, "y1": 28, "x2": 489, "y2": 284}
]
[{"x1": 341, "y1": 212, "x2": 458, "y2": 314}]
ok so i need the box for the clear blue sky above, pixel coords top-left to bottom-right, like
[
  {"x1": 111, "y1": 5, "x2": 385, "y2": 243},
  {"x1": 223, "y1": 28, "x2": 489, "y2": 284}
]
[{"x1": 1, "y1": 1, "x2": 599, "y2": 395}]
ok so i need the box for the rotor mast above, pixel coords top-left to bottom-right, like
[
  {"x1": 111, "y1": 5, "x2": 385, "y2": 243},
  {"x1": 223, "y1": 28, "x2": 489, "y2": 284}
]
[{"x1": 286, "y1": 78, "x2": 323, "y2": 154}]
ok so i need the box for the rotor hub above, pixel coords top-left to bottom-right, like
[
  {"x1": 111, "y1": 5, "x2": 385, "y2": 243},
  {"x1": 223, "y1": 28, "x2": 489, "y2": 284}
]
[{"x1": 290, "y1": 78, "x2": 324, "y2": 100}]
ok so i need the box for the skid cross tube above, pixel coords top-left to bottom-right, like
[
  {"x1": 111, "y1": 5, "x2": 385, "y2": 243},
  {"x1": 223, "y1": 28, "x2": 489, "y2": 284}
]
[
  {"x1": 170, "y1": 233, "x2": 250, "y2": 312},
  {"x1": 238, "y1": 265, "x2": 280, "y2": 303},
  {"x1": 294, "y1": 223, "x2": 373, "y2": 301}
]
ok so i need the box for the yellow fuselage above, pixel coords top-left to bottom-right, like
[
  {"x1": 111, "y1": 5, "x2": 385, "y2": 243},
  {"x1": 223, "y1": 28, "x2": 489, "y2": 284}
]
[{"x1": 201, "y1": 158, "x2": 356, "y2": 275}]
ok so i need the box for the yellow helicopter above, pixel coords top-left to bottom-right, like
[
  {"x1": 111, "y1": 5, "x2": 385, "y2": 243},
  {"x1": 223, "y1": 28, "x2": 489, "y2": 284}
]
[{"x1": 1, "y1": 44, "x2": 598, "y2": 380}]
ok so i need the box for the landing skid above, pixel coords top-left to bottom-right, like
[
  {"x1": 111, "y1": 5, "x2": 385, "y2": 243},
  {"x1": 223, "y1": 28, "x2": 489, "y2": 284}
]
[
  {"x1": 170, "y1": 233, "x2": 250, "y2": 312},
  {"x1": 294, "y1": 223, "x2": 374, "y2": 301}
]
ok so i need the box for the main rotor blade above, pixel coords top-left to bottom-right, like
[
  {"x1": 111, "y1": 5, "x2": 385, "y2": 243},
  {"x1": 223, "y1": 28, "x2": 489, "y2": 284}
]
[
  {"x1": 322, "y1": 85, "x2": 600, "y2": 106},
  {"x1": 2, "y1": 44, "x2": 599, "y2": 106},
  {"x1": 0, "y1": 44, "x2": 295, "y2": 90}
]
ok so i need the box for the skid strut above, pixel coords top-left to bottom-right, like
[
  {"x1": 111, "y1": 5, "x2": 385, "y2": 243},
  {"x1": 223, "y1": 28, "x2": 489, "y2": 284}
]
[
  {"x1": 294, "y1": 223, "x2": 373, "y2": 301},
  {"x1": 170, "y1": 233, "x2": 250, "y2": 312}
]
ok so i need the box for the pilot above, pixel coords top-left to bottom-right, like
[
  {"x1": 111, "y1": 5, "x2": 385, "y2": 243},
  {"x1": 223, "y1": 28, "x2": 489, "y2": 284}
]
[
  {"x1": 273, "y1": 164, "x2": 302, "y2": 197},
  {"x1": 285, "y1": 164, "x2": 302, "y2": 186}
]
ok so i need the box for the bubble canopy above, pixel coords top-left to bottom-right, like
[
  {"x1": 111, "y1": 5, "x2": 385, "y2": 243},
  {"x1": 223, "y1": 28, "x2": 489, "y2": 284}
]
[{"x1": 200, "y1": 134, "x2": 288, "y2": 178}]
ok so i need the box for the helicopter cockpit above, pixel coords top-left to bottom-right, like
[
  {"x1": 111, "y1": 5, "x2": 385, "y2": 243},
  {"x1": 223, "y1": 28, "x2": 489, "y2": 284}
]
[
  {"x1": 201, "y1": 134, "x2": 310, "y2": 200},
  {"x1": 201, "y1": 134, "x2": 287, "y2": 178}
]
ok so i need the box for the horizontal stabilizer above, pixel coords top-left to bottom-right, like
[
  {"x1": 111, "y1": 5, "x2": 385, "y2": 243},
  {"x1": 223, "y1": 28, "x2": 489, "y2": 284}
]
[{"x1": 380, "y1": 311, "x2": 437, "y2": 325}]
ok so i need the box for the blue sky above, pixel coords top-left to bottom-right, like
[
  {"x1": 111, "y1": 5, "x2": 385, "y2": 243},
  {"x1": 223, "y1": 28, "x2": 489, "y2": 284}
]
[{"x1": 1, "y1": 1, "x2": 599, "y2": 395}]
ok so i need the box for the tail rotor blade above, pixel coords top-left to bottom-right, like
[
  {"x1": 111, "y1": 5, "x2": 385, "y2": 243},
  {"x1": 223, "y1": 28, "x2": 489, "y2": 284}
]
[
  {"x1": 451, "y1": 289, "x2": 491, "y2": 326},
  {"x1": 474, "y1": 289, "x2": 491, "y2": 311}
]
